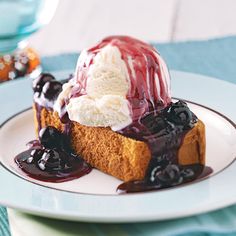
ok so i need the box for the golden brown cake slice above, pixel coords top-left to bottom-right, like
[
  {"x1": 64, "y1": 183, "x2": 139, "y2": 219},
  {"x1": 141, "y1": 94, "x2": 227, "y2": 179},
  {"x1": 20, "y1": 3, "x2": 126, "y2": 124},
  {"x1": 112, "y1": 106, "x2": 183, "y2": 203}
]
[{"x1": 33, "y1": 104, "x2": 205, "y2": 182}]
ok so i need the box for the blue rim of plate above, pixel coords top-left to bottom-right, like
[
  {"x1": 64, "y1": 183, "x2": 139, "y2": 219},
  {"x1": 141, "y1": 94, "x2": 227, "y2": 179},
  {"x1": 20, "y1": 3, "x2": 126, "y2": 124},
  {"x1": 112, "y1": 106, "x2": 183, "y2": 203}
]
[{"x1": 0, "y1": 70, "x2": 235, "y2": 223}]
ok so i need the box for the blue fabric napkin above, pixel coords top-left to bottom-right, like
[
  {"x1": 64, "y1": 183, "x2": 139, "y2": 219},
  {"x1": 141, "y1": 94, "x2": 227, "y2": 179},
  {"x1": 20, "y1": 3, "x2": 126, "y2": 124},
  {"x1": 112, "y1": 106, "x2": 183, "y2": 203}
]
[
  {"x1": 40, "y1": 36, "x2": 236, "y2": 83},
  {"x1": 1, "y1": 36, "x2": 236, "y2": 236},
  {"x1": 0, "y1": 207, "x2": 9, "y2": 236}
]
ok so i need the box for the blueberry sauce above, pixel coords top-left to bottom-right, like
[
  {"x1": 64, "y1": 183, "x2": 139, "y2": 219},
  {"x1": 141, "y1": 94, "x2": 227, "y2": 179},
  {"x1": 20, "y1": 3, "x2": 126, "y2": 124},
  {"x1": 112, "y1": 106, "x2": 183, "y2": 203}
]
[
  {"x1": 117, "y1": 101, "x2": 211, "y2": 193},
  {"x1": 15, "y1": 127, "x2": 92, "y2": 183},
  {"x1": 117, "y1": 164, "x2": 206, "y2": 193}
]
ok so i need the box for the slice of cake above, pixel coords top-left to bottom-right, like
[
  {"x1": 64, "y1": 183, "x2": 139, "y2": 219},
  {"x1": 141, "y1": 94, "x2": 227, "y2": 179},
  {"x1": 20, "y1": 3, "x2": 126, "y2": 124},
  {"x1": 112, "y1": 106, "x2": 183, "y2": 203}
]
[{"x1": 31, "y1": 36, "x2": 206, "y2": 193}]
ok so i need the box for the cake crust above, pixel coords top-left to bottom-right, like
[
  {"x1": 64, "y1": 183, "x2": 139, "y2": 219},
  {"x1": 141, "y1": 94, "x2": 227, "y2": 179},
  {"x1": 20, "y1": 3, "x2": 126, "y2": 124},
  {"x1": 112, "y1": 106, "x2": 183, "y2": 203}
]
[{"x1": 33, "y1": 104, "x2": 206, "y2": 182}]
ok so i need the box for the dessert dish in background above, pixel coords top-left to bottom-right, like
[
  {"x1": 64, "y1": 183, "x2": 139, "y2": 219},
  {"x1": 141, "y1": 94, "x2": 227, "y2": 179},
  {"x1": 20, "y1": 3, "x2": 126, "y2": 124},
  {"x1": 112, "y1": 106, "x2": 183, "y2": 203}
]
[
  {"x1": 0, "y1": 48, "x2": 40, "y2": 82},
  {"x1": 15, "y1": 36, "x2": 208, "y2": 193}
]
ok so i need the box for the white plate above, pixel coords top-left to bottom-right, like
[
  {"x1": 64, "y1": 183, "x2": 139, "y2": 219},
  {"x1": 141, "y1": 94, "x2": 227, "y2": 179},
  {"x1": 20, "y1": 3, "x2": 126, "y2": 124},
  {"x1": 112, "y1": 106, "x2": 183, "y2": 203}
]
[
  {"x1": 0, "y1": 70, "x2": 235, "y2": 222},
  {"x1": 0, "y1": 102, "x2": 235, "y2": 195}
]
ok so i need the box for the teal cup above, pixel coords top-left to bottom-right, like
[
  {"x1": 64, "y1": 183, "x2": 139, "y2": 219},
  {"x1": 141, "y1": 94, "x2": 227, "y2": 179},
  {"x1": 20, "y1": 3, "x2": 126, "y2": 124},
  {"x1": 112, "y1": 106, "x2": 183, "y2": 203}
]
[{"x1": 0, "y1": 0, "x2": 58, "y2": 81}]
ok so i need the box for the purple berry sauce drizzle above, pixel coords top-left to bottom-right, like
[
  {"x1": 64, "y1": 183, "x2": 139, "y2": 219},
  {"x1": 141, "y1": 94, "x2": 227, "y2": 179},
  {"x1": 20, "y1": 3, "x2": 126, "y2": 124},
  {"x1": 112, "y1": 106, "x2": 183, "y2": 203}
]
[
  {"x1": 15, "y1": 74, "x2": 92, "y2": 182},
  {"x1": 117, "y1": 103, "x2": 212, "y2": 193},
  {"x1": 15, "y1": 126, "x2": 92, "y2": 182},
  {"x1": 15, "y1": 73, "x2": 212, "y2": 193}
]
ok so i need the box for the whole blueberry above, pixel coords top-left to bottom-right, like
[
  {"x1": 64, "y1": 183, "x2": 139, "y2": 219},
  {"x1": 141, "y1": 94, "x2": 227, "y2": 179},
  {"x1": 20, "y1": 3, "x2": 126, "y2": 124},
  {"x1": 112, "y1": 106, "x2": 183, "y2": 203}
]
[
  {"x1": 181, "y1": 168, "x2": 195, "y2": 179},
  {"x1": 38, "y1": 149, "x2": 65, "y2": 171},
  {"x1": 26, "y1": 149, "x2": 43, "y2": 164},
  {"x1": 167, "y1": 101, "x2": 193, "y2": 128},
  {"x1": 42, "y1": 80, "x2": 62, "y2": 100},
  {"x1": 154, "y1": 164, "x2": 182, "y2": 186},
  {"x1": 32, "y1": 73, "x2": 55, "y2": 93},
  {"x1": 142, "y1": 113, "x2": 167, "y2": 134},
  {"x1": 39, "y1": 126, "x2": 63, "y2": 149},
  {"x1": 147, "y1": 155, "x2": 170, "y2": 182}
]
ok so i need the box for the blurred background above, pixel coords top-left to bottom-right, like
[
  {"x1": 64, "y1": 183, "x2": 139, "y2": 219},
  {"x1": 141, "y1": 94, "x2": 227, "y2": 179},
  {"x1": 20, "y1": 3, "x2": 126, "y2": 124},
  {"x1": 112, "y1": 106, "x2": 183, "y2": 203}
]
[
  {"x1": 1, "y1": 0, "x2": 236, "y2": 82},
  {"x1": 29, "y1": 0, "x2": 236, "y2": 55}
]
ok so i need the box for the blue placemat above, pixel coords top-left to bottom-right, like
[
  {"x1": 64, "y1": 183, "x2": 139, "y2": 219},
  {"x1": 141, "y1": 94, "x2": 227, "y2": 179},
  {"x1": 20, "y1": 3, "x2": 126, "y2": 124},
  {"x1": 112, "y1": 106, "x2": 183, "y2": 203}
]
[
  {"x1": 0, "y1": 208, "x2": 9, "y2": 236},
  {"x1": 39, "y1": 36, "x2": 236, "y2": 83},
  {"x1": 1, "y1": 36, "x2": 236, "y2": 236}
]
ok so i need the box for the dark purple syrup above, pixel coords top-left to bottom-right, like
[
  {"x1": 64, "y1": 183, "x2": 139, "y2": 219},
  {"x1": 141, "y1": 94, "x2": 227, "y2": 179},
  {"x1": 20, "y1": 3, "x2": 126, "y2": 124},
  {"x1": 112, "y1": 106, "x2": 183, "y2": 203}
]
[
  {"x1": 14, "y1": 127, "x2": 92, "y2": 183},
  {"x1": 117, "y1": 101, "x2": 212, "y2": 193},
  {"x1": 117, "y1": 164, "x2": 204, "y2": 193}
]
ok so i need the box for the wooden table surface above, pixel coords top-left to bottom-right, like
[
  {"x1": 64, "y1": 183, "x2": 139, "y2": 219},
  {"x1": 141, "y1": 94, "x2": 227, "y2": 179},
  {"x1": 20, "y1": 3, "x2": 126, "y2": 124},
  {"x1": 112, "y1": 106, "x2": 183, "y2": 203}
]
[{"x1": 29, "y1": 0, "x2": 236, "y2": 55}]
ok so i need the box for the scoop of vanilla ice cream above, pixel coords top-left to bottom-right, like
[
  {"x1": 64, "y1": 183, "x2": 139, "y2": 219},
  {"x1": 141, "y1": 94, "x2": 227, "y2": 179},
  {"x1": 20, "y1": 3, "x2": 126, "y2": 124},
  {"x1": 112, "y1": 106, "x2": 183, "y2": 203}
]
[
  {"x1": 86, "y1": 45, "x2": 129, "y2": 98},
  {"x1": 62, "y1": 45, "x2": 132, "y2": 131},
  {"x1": 67, "y1": 94, "x2": 132, "y2": 130},
  {"x1": 55, "y1": 36, "x2": 172, "y2": 131}
]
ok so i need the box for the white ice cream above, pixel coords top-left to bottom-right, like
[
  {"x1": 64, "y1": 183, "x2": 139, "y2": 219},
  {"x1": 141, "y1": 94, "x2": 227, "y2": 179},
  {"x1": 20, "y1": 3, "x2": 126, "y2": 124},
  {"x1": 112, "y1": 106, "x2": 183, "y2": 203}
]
[{"x1": 55, "y1": 45, "x2": 132, "y2": 131}]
